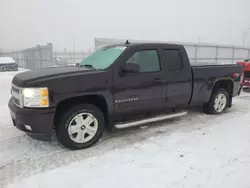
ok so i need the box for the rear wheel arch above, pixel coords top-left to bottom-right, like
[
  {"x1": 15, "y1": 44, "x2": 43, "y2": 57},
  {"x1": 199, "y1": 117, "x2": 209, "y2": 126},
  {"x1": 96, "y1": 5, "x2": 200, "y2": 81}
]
[
  {"x1": 203, "y1": 88, "x2": 229, "y2": 114},
  {"x1": 213, "y1": 78, "x2": 233, "y2": 92},
  {"x1": 212, "y1": 79, "x2": 234, "y2": 102},
  {"x1": 203, "y1": 79, "x2": 234, "y2": 114}
]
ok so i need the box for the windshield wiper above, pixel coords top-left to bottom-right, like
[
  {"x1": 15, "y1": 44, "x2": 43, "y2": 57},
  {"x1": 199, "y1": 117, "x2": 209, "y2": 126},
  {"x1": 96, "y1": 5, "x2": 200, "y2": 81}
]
[{"x1": 78, "y1": 64, "x2": 96, "y2": 70}]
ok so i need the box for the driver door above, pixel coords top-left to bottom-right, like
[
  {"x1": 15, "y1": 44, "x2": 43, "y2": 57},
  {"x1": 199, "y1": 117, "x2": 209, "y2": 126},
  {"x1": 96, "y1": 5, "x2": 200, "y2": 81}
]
[{"x1": 113, "y1": 46, "x2": 167, "y2": 120}]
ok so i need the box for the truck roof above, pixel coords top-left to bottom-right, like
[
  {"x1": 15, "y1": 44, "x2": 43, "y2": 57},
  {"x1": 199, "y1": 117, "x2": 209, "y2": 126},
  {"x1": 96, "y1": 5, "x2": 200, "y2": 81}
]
[{"x1": 105, "y1": 42, "x2": 183, "y2": 49}]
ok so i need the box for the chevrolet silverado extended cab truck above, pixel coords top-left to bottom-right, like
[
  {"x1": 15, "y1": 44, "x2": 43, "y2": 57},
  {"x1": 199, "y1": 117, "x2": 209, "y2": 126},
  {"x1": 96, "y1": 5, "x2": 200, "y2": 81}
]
[{"x1": 8, "y1": 42, "x2": 243, "y2": 150}]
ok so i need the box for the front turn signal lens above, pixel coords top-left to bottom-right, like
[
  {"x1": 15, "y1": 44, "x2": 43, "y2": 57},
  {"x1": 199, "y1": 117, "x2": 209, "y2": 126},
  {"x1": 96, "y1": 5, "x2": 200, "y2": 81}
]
[
  {"x1": 41, "y1": 88, "x2": 49, "y2": 97},
  {"x1": 41, "y1": 99, "x2": 49, "y2": 106}
]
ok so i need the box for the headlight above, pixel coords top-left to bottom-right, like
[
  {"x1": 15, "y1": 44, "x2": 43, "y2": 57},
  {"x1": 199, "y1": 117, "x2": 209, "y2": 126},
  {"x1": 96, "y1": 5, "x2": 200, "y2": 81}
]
[{"x1": 22, "y1": 87, "x2": 49, "y2": 108}]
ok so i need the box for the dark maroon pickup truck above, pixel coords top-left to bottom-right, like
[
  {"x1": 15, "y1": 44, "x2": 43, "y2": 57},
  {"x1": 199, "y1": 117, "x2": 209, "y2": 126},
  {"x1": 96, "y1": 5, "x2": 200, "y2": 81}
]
[{"x1": 9, "y1": 42, "x2": 243, "y2": 150}]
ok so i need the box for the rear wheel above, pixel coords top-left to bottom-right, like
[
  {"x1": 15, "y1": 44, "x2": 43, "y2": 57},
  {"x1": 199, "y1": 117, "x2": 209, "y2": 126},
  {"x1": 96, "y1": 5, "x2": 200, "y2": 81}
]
[
  {"x1": 56, "y1": 104, "x2": 105, "y2": 150},
  {"x1": 203, "y1": 88, "x2": 229, "y2": 114}
]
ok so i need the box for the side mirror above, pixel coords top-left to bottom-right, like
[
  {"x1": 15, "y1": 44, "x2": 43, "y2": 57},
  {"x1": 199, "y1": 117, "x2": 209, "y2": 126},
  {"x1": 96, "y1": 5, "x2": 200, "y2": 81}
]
[
  {"x1": 122, "y1": 63, "x2": 140, "y2": 73},
  {"x1": 76, "y1": 63, "x2": 80, "y2": 67}
]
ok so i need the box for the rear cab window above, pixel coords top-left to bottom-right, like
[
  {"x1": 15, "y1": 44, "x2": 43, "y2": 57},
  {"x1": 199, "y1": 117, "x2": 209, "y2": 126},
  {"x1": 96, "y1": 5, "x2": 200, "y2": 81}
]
[{"x1": 163, "y1": 49, "x2": 183, "y2": 71}]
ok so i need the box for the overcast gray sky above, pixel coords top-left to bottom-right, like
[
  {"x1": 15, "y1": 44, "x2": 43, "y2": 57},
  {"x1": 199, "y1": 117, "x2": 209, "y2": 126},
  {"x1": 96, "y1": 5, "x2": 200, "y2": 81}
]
[{"x1": 1, "y1": 0, "x2": 250, "y2": 51}]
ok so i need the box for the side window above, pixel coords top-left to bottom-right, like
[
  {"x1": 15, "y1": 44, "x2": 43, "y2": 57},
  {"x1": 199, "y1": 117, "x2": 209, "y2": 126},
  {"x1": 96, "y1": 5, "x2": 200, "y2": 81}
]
[
  {"x1": 126, "y1": 50, "x2": 160, "y2": 72},
  {"x1": 163, "y1": 49, "x2": 182, "y2": 71}
]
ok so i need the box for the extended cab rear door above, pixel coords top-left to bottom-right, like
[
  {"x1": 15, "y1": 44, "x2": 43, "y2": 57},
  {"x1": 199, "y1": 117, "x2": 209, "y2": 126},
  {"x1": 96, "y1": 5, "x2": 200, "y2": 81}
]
[{"x1": 160, "y1": 45, "x2": 192, "y2": 109}]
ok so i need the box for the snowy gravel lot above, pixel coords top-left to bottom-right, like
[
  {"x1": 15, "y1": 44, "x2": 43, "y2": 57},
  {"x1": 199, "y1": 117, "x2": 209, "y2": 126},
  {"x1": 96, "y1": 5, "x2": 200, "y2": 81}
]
[{"x1": 1, "y1": 70, "x2": 250, "y2": 188}]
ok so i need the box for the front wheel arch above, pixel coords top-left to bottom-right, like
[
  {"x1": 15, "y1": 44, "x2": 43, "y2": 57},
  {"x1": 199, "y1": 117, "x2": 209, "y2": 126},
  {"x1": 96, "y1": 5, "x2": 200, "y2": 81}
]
[{"x1": 54, "y1": 94, "x2": 110, "y2": 130}]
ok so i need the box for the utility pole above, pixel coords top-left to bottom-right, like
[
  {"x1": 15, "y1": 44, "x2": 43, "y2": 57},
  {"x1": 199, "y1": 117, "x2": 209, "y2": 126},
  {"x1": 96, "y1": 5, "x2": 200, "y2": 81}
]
[
  {"x1": 198, "y1": 36, "x2": 201, "y2": 45},
  {"x1": 243, "y1": 28, "x2": 250, "y2": 47},
  {"x1": 72, "y1": 36, "x2": 75, "y2": 64},
  {"x1": 195, "y1": 36, "x2": 201, "y2": 63}
]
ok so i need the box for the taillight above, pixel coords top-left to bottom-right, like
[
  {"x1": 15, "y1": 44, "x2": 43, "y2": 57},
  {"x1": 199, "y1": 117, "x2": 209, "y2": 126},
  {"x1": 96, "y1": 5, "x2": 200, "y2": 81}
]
[
  {"x1": 233, "y1": 72, "x2": 240, "y2": 78},
  {"x1": 233, "y1": 72, "x2": 244, "y2": 85}
]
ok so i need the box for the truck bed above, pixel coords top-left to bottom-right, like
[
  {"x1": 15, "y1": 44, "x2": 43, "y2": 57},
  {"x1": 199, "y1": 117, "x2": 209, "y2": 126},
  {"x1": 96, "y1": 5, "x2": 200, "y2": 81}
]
[{"x1": 190, "y1": 63, "x2": 242, "y2": 106}]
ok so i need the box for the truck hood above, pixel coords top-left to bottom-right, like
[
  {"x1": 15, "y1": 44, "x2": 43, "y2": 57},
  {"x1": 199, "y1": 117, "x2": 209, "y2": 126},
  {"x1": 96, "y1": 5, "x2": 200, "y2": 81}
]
[{"x1": 12, "y1": 66, "x2": 95, "y2": 87}]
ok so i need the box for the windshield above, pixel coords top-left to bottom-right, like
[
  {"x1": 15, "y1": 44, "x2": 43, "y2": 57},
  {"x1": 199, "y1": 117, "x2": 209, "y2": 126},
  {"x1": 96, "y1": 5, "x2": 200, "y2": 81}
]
[{"x1": 79, "y1": 46, "x2": 126, "y2": 69}]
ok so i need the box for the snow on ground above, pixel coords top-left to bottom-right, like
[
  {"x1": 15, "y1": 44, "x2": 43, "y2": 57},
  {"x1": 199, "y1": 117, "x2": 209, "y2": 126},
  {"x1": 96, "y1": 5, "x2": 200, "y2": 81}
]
[{"x1": 1, "y1": 70, "x2": 250, "y2": 188}]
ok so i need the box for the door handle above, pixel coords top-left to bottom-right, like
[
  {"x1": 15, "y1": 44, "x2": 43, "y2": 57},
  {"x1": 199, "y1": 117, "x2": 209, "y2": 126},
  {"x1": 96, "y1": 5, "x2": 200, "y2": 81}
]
[{"x1": 152, "y1": 78, "x2": 162, "y2": 84}]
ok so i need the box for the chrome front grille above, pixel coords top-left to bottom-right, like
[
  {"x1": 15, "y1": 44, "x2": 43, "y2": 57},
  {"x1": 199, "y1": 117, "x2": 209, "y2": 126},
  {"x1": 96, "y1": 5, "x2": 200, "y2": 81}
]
[{"x1": 11, "y1": 84, "x2": 22, "y2": 108}]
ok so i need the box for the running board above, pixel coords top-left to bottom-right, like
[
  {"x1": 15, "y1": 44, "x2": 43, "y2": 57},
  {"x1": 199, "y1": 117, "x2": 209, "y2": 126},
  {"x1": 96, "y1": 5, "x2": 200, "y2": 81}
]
[{"x1": 115, "y1": 111, "x2": 187, "y2": 129}]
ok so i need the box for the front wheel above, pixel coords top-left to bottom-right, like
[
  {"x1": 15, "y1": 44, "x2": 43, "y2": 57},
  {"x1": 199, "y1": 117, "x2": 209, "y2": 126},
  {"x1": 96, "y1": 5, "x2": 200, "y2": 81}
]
[
  {"x1": 204, "y1": 88, "x2": 229, "y2": 114},
  {"x1": 56, "y1": 104, "x2": 105, "y2": 150}
]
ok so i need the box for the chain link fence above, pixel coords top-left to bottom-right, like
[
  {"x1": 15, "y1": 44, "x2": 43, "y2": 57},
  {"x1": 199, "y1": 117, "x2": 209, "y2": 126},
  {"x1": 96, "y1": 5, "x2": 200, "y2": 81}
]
[
  {"x1": 0, "y1": 44, "x2": 92, "y2": 69},
  {"x1": 2, "y1": 38, "x2": 249, "y2": 70},
  {"x1": 53, "y1": 51, "x2": 93, "y2": 66},
  {"x1": 94, "y1": 38, "x2": 250, "y2": 65},
  {"x1": 0, "y1": 43, "x2": 53, "y2": 69}
]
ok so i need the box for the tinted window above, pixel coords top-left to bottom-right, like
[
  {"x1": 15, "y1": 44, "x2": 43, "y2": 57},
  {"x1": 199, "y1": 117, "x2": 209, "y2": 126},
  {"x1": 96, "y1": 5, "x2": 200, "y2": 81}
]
[
  {"x1": 126, "y1": 50, "x2": 160, "y2": 72},
  {"x1": 163, "y1": 50, "x2": 182, "y2": 71}
]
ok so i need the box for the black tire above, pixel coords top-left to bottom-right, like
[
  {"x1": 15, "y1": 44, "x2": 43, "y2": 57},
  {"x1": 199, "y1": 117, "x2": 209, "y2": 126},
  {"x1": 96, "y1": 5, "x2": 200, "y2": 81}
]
[
  {"x1": 56, "y1": 104, "x2": 105, "y2": 150},
  {"x1": 204, "y1": 88, "x2": 229, "y2": 115},
  {"x1": 202, "y1": 103, "x2": 209, "y2": 114}
]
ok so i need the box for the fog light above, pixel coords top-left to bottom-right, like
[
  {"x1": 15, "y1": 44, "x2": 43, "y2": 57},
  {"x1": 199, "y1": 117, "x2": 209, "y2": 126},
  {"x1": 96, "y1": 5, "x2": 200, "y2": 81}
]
[{"x1": 25, "y1": 125, "x2": 32, "y2": 131}]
